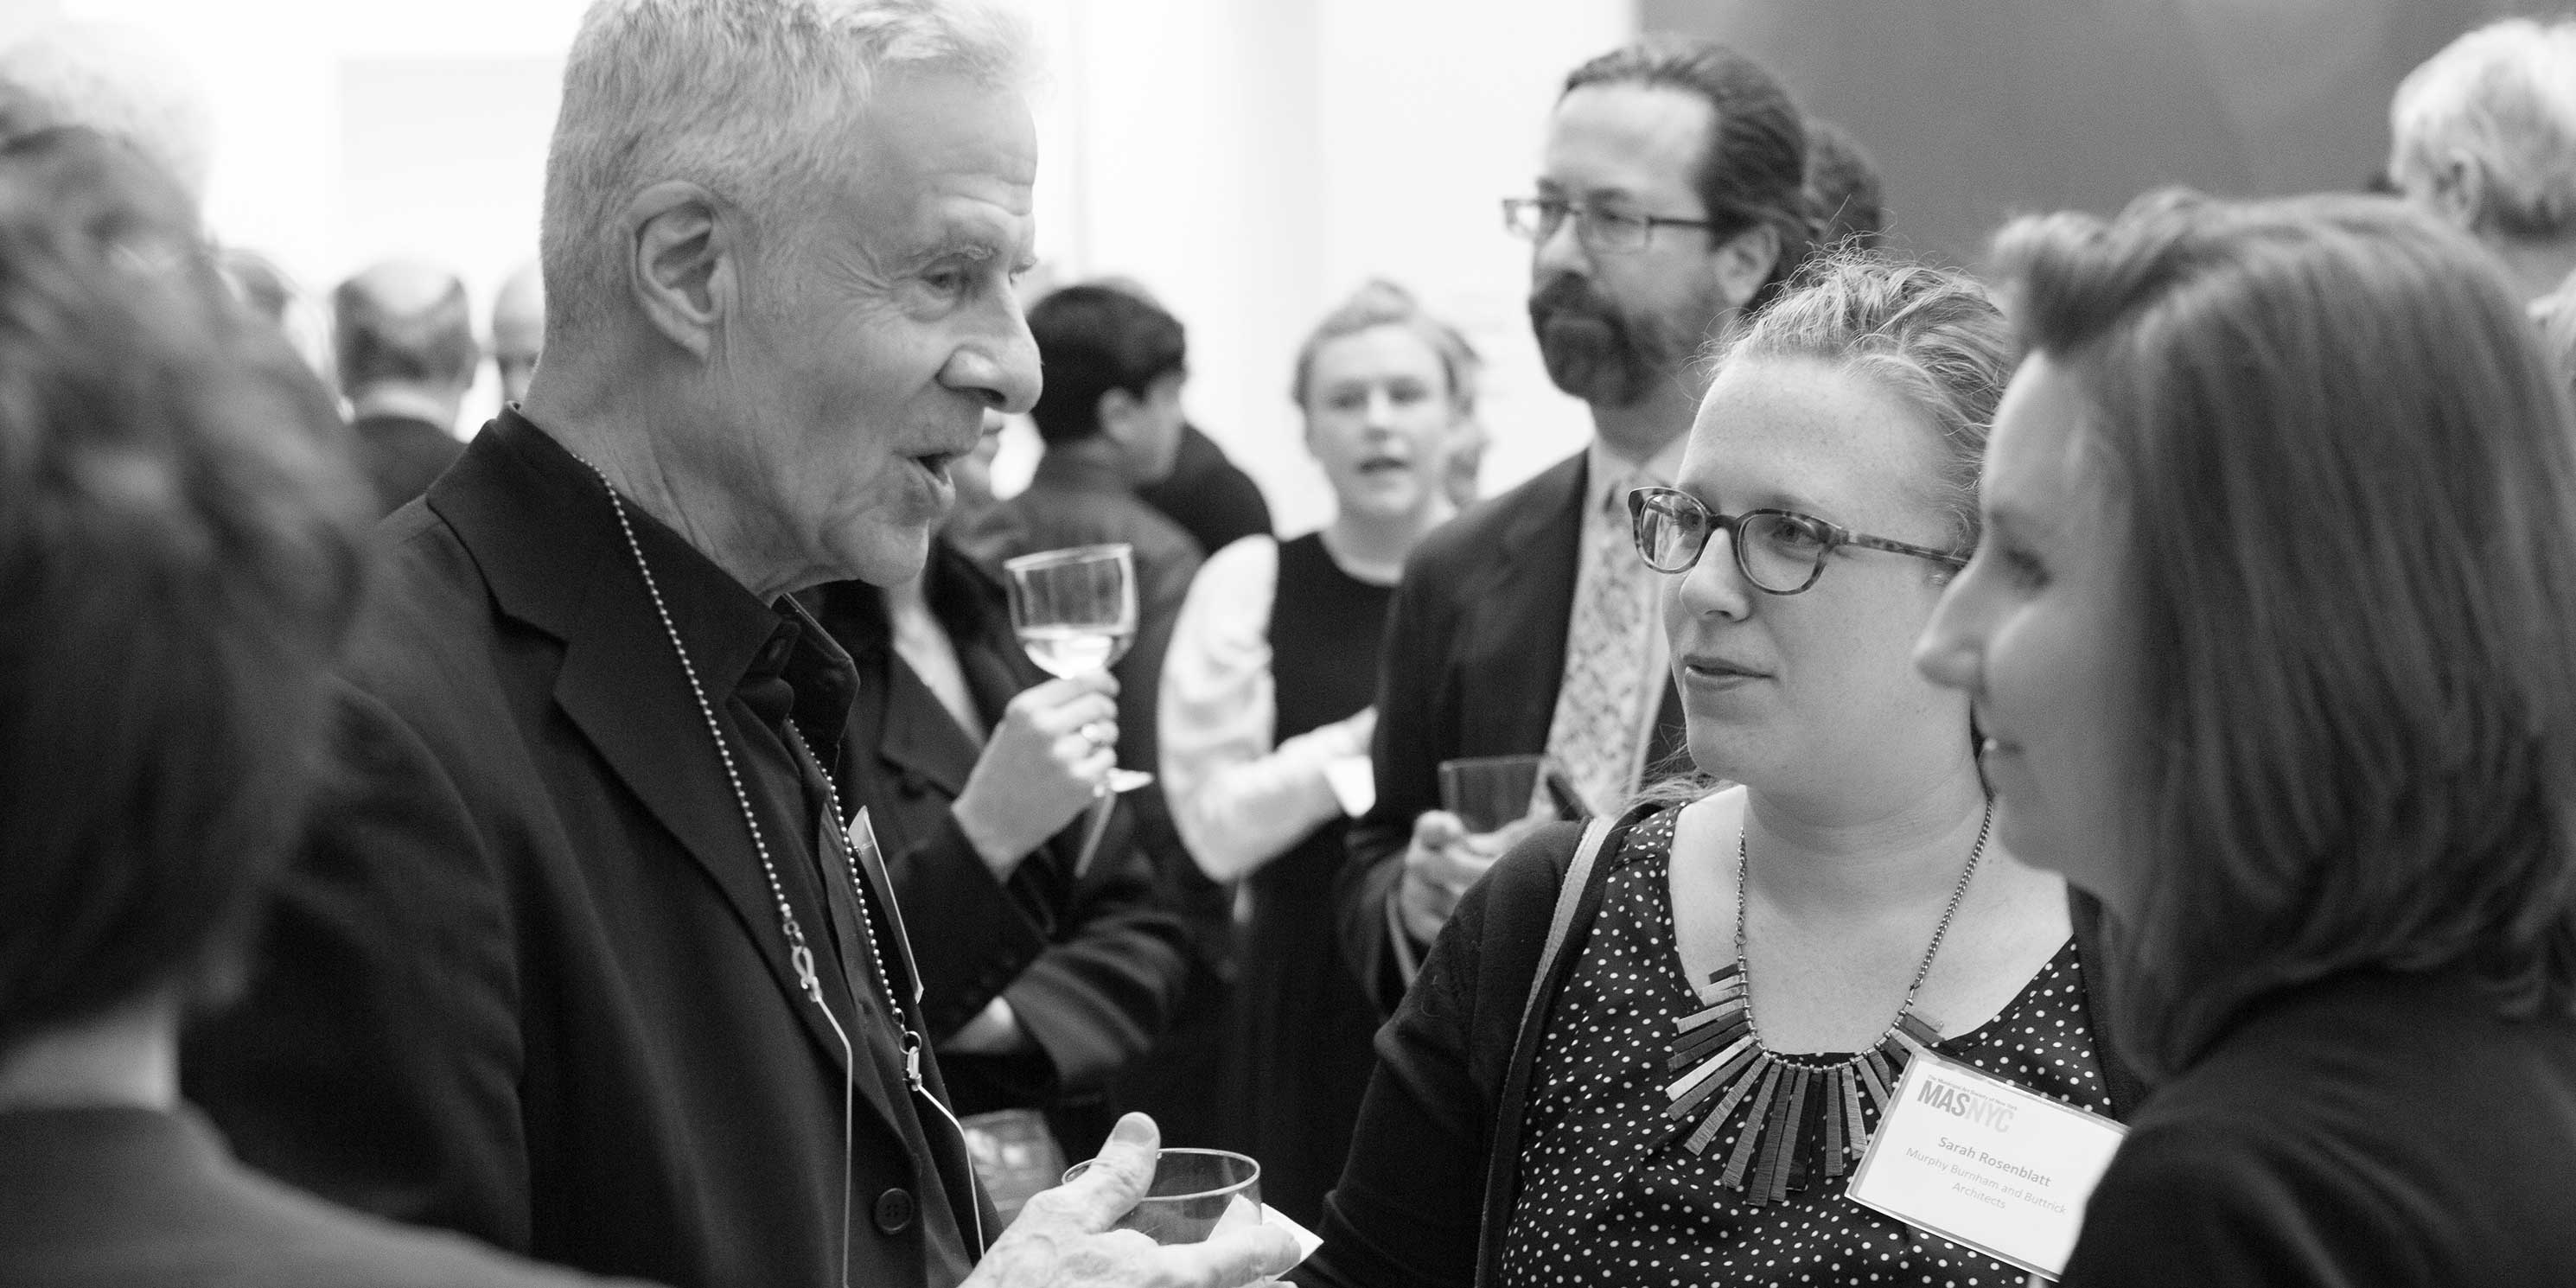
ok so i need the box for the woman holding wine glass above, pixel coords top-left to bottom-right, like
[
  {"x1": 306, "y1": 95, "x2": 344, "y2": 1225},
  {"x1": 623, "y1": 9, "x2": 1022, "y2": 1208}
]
[
  {"x1": 807, "y1": 420, "x2": 1193, "y2": 1169},
  {"x1": 1157, "y1": 280, "x2": 1478, "y2": 1226}
]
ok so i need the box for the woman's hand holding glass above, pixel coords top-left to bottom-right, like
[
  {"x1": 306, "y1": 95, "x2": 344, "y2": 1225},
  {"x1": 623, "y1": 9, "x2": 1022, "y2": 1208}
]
[{"x1": 953, "y1": 671, "x2": 1122, "y2": 878}]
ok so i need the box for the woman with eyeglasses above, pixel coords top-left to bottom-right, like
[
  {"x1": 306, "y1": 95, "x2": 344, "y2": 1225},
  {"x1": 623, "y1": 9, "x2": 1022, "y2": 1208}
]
[
  {"x1": 1917, "y1": 194, "x2": 2576, "y2": 1285},
  {"x1": 1299, "y1": 252, "x2": 2140, "y2": 1288}
]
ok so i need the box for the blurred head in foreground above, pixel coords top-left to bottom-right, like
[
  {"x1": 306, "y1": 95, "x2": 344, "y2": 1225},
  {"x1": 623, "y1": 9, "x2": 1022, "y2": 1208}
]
[
  {"x1": 0, "y1": 22, "x2": 213, "y2": 204},
  {"x1": 1917, "y1": 190, "x2": 2576, "y2": 1076},
  {"x1": 0, "y1": 128, "x2": 370, "y2": 1095}
]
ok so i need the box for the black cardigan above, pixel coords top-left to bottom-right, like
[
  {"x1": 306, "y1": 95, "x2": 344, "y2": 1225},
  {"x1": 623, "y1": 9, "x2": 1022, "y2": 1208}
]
[{"x1": 1298, "y1": 806, "x2": 2144, "y2": 1288}]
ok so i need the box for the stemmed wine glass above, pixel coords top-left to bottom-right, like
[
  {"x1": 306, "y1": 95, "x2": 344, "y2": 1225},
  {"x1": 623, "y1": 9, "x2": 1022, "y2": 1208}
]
[{"x1": 1001, "y1": 543, "x2": 1155, "y2": 801}]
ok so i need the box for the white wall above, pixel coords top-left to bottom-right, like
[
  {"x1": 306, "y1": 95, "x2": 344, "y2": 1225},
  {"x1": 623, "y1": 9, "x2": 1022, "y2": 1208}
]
[
  {"x1": 1037, "y1": 0, "x2": 1635, "y2": 532},
  {"x1": 26, "y1": 0, "x2": 1636, "y2": 503}
]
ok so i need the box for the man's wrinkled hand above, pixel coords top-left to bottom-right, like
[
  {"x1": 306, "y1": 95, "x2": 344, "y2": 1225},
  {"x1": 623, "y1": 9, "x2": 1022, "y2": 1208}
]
[{"x1": 962, "y1": 1114, "x2": 1300, "y2": 1288}]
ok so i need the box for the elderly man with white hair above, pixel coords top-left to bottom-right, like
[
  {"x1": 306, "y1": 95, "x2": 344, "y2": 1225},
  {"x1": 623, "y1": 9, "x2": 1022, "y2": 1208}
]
[
  {"x1": 2389, "y1": 16, "x2": 2576, "y2": 308},
  {"x1": 181, "y1": 4, "x2": 1298, "y2": 1288}
]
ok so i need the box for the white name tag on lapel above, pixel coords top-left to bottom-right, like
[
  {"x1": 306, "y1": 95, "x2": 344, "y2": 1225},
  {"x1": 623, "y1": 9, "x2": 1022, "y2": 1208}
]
[{"x1": 1845, "y1": 1052, "x2": 2126, "y2": 1281}]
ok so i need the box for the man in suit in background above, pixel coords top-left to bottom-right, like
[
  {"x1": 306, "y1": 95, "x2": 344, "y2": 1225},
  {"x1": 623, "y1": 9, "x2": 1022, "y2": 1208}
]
[
  {"x1": 1337, "y1": 37, "x2": 1817, "y2": 1011},
  {"x1": 333, "y1": 258, "x2": 474, "y2": 515},
  {"x1": 490, "y1": 260, "x2": 544, "y2": 410}
]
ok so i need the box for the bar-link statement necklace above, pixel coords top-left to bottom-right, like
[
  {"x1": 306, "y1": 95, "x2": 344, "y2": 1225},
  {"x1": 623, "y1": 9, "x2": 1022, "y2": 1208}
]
[
  {"x1": 1662, "y1": 799, "x2": 1992, "y2": 1206},
  {"x1": 579, "y1": 459, "x2": 983, "y2": 1277}
]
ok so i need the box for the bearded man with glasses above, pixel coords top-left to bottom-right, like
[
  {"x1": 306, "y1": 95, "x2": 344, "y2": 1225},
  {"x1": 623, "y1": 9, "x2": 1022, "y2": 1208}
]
[{"x1": 1336, "y1": 37, "x2": 1817, "y2": 1014}]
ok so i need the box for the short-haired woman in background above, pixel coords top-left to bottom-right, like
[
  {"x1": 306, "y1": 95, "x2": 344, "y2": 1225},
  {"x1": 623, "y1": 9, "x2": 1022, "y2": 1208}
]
[
  {"x1": 1160, "y1": 280, "x2": 1478, "y2": 1227},
  {"x1": 1302, "y1": 252, "x2": 2141, "y2": 1288},
  {"x1": 1919, "y1": 191, "x2": 2576, "y2": 1285}
]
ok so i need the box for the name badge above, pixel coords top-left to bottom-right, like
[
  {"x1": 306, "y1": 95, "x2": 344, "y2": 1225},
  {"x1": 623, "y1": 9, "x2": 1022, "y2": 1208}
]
[{"x1": 1845, "y1": 1052, "x2": 2126, "y2": 1281}]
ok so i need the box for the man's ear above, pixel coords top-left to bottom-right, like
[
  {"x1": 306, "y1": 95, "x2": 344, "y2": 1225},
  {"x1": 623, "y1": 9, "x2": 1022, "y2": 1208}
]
[
  {"x1": 622, "y1": 181, "x2": 738, "y2": 359},
  {"x1": 1712, "y1": 222, "x2": 1782, "y2": 312},
  {"x1": 1097, "y1": 386, "x2": 1141, "y2": 446}
]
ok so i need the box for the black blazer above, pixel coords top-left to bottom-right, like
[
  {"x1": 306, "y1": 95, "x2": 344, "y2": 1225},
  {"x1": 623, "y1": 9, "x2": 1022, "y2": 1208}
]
[
  {"x1": 184, "y1": 414, "x2": 989, "y2": 1288},
  {"x1": 811, "y1": 552, "x2": 1191, "y2": 1143},
  {"x1": 1336, "y1": 451, "x2": 1687, "y2": 1013},
  {"x1": 0, "y1": 1107, "x2": 655, "y2": 1288}
]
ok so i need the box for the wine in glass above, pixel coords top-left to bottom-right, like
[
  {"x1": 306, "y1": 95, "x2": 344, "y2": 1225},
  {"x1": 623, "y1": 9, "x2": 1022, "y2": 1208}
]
[{"x1": 1001, "y1": 543, "x2": 1151, "y2": 794}]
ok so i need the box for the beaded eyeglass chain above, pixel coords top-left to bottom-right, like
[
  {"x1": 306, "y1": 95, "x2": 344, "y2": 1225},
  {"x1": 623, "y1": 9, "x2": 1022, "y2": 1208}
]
[
  {"x1": 581, "y1": 459, "x2": 984, "y2": 1273},
  {"x1": 1661, "y1": 799, "x2": 1992, "y2": 1206}
]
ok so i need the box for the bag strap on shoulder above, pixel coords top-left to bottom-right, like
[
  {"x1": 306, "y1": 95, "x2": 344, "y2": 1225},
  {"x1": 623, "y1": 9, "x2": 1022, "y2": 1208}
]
[{"x1": 1513, "y1": 813, "x2": 1618, "y2": 1045}]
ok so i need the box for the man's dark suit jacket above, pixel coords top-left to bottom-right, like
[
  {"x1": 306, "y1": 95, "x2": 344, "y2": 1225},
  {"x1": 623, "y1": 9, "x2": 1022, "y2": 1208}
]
[
  {"x1": 349, "y1": 411, "x2": 464, "y2": 517},
  {"x1": 0, "y1": 1106, "x2": 656, "y2": 1288},
  {"x1": 183, "y1": 411, "x2": 993, "y2": 1288},
  {"x1": 1138, "y1": 424, "x2": 1272, "y2": 558},
  {"x1": 1335, "y1": 450, "x2": 1687, "y2": 1015},
  {"x1": 811, "y1": 547, "x2": 1192, "y2": 1157}
]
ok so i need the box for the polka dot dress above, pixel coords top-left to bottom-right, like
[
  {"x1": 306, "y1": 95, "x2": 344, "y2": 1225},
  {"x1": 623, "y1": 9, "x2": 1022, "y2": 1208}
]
[{"x1": 1496, "y1": 809, "x2": 2111, "y2": 1287}]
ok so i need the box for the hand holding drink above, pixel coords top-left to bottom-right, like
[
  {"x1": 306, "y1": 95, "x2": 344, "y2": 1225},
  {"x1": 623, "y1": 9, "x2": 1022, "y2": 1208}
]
[{"x1": 964, "y1": 1114, "x2": 1298, "y2": 1288}]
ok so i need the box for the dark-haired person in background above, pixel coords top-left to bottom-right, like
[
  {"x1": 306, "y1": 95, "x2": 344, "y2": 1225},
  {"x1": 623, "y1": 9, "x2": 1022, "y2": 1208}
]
[
  {"x1": 1920, "y1": 191, "x2": 2576, "y2": 1285},
  {"x1": 1337, "y1": 36, "x2": 1813, "y2": 1014},
  {"x1": 1804, "y1": 118, "x2": 1884, "y2": 250},
  {"x1": 956, "y1": 281, "x2": 1227, "y2": 1148},
  {"x1": 334, "y1": 257, "x2": 474, "y2": 514},
  {"x1": 956, "y1": 284, "x2": 1202, "y2": 749},
  {"x1": 0, "y1": 129, "x2": 651, "y2": 1288},
  {"x1": 1067, "y1": 276, "x2": 1273, "y2": 570}
]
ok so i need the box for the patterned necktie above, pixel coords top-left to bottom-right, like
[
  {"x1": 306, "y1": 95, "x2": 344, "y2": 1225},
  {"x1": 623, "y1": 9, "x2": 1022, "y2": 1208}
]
[{"x1": 1546, "y1": 472, "x2": 1657, "y2": 816}]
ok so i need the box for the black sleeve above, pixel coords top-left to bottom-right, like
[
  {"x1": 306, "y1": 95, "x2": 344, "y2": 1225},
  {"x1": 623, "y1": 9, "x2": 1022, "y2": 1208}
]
[
  {"x1": 888, "y1": 808, "x2": 1055, "y2": 1042},
  {"x1": 1114, "y1": 539, "x2": 1203, "y2": 783},
  {"x1": 183, "y1": 684, "x2": 533, "y2": 1249},
  {"x1": 999, "y1": 803, "x2": 1193, "y2": 1093},
  {"x1": 1301, "y1": 825, "x2": 1584, "y2": 1288},
  {"x1": 1301, "y1": 861, "x2": 1505, "y2": 1287},
  {"x1": 1336, "y1": 561, "x2": 1444, "y2": 1015},
  {"x1": 2059, "y1": 1122, "x2": 2416, "y2": 1288}
]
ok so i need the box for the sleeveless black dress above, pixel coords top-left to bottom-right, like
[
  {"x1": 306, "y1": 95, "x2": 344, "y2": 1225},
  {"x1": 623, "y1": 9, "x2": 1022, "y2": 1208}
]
[{"x1": 1227, "y1": 532, "x2": 1395, "y2": 1227}]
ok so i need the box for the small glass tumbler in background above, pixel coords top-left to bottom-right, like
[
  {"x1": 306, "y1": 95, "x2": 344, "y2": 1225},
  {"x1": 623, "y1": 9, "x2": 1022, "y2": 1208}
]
[{"x1": 1438, "y1": 754, "x2": 1552, "y2": 833}]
